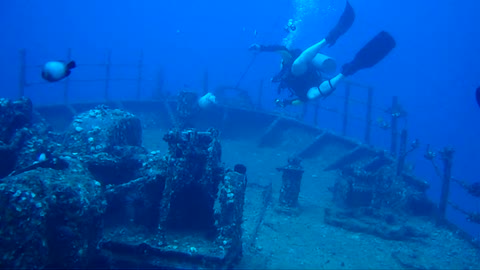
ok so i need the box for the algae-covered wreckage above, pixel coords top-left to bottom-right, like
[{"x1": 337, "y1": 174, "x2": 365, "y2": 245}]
[{"x1": 0, "y1": 93, "x2": 479, "y2": 269}]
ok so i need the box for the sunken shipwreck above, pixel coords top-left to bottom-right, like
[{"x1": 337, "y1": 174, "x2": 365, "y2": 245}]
[{"x1": 0, "y1": 87, "x2": 479, "y2": 269}]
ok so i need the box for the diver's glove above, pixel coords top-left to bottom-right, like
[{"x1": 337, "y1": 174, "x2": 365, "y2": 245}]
[{"x1": 325, "y1": 1, "x2": 355, "y2": 47}]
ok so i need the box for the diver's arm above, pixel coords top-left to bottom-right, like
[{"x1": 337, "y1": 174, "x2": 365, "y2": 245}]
[
  {"x1": 260, "y1": 45, "x2": 289, "y2": 52},
  {"x1": 249, "y1": 44, "x2": 290, "y2": 54}
]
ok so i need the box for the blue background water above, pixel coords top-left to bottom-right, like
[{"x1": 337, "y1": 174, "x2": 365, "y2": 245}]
[{"x1": 1, "y1": 0, "x2": 479, "y2": 237}]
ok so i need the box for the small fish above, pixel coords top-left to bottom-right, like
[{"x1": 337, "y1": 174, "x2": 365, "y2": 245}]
[{"x1": 41, "y1": 60, "x2": 76, "y2": 82}]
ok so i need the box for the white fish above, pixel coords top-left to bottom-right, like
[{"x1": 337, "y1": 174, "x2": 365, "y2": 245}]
[{"x1": 41, "y1": 60, "x2": 76, "y2": 82}]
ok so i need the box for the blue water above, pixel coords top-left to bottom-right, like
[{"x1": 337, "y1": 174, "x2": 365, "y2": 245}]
[{"x1": 1, "y1": 0, "x2": 479, "y2": 238}]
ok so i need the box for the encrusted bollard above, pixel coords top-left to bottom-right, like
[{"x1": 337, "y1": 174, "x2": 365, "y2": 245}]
[
  {"x1": 276, "y1": 157, "x2": 304, "y2": 209},
  {"x1": 214, "y1": 168, "x2": 247, "y2": 263}
]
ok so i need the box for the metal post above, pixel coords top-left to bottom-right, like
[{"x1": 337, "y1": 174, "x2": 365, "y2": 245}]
[
  {"x1": 104, "y1": 49, "x2": 112, "y2": 102},
  {"x1": 203, "y1": 69, "x2": 209, "y2": 95},
  {"x1": 277, "y1": 159, "x2": 304, "y2": 208},
  {"x1": 136, "y1": 49, "x2": 143, "y2": 100},
  {"x1": 342, "y1": 83, "x2": 351, "y2": 136},
  {"x1": 63, "y1": 48, "x2": 72, "y2": 104},
  {"x1": 18, "y1": 49, "x2": 26, "y2": 98},
  {"x1": 365, "y1": 87, "x2": 373, "y2": 144},
  {"x1": 438, "y1": 147, "x2": 454, "y2": 222},
  {"x1": 390, "y1": 96, "x2": 399, "y2": 156}
]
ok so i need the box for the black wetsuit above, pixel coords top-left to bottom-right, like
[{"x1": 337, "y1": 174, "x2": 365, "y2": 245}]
[{"x1": 259, "y1": 45, "x2": 324, "y2": 104}]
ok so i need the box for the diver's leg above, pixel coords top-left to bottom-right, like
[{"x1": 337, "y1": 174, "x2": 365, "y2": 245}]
[
  {"x1": 307, "y1": 31, "x2": 396, "y2": 100},
  {"x1": 307, "y1": 74, "x2": 345, "y2": 100},
  {"x1": 291, "y1": 1, "x2": 355, "y2": 77},
  {"x1": 291, "y1": 39, "x2": 327, "y2": 76}
]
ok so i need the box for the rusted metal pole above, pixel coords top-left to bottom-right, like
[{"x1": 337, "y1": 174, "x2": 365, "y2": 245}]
[
  {"x1": 390, "y1": 96, "x2": 399, "y2": 156},
  {"x1": 63, "y1": 48, "x2": 72, "y2": 104},
  {"x1": 365, "y1": 87, "x2": 373, "y2": 144},
  {"x1": 18, "y1": 49, "x2": 26, "y2": 98},
  {"x1": 342, "y1": 83, "x2": 351, "y2": 136},
  {"x1": 136, "y1": 49, "x2": 144, "y2": 100},
  {"x1": 438, "y1": 147, "x2": 454, "y2": 222},
  {"x1": 104, "y1": 49, "x2": 112, "y2": 102}
]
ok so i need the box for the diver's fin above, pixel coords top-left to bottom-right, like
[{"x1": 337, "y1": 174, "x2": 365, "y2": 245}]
[
  {"x1": 325, "y1": 1, "x2": 355, "y2": 46},
  {"x1": 66, "y1": 61, "x2": 76, "y2": 70},
  {"x1": 476, "y1": 87, "x2": 480, "y2": 108},
  {"x1": 341, "y1": 31, "x2": 396, "y2": 77}
]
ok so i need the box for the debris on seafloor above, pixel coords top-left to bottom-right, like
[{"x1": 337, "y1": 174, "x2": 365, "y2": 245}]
[
  {"x1": 325, "y1": 161, "x2": 434, "y2": 241},
  {"x1": 0, "y1": 97, "x2": 247, "y2": 269}
]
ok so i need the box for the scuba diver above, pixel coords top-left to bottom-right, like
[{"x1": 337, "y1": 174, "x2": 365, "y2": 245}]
[{"x1": 249, "y1": 1, "x2": 396, "y2": 107}]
